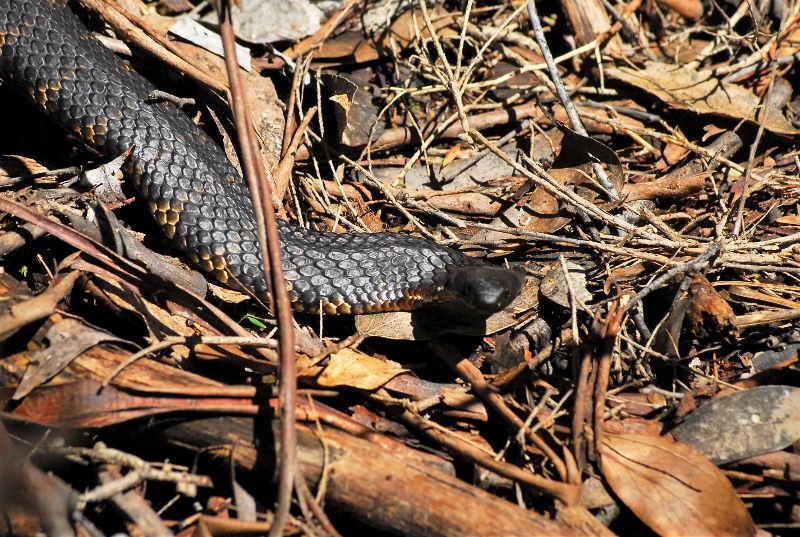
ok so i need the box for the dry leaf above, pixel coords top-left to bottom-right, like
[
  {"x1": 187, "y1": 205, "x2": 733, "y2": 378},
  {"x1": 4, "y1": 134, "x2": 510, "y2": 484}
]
[
  {"x1": 441, "y1": 145, "x2": 461, "y2": 167},
  {"x1": 473, "y1": 123, "x2": 625, "y2": 246},
  {"x1": 540, "y1": 261, "x2": 592, "y2": 309},
  {"x1": 321, "y1": 73, "x2": 383, "y2": 147},
  {"x1": 313, "y1": 5, "x2": 455, "y2": 66},
  {"x1": 607, "y1": 62, "x2": 799, "y2": 135},
  {"x1": 80, "y1": 150, "x2": 130, "y2": 206},
  {"x1": 604, "y1": 262, "x2": 646, "y2": 294},
  {"x1": 726, "y1": 285, "x2": 800, "y2": 309},
  {"x1": 14, "y1": 319, "x2": 128, "y2": 400},
  {"x1": 775, "y1": 215, "x2": 800, "y2": 225},
  {"x1": 671, "y1": 385, "x2": 800, "y2": 465},
  {"x1": 662, "y1": 140, "x2": 690, "y2": 166},
  {"x1": 4, "y1": 379, "x2": 256, "y2": 428},
  {"x1": 168, "y1": 18, "x2": 251, "y2": 70},
  {"x1": 682, "y1": 273, "x2": 738, "y2": 342},
  {"x1": 317, "y1": 348, "x2": 408, "y2": 390},
  {"x1": 601, "y1": 433, "x2": 756, "y2": 537},
  {"x1": 0, "y1": 155, "x2": 51, "y2": 178},
  {"x1": 656, "y1": 0, "x2": 704, "y2": 20},
  {"x1": 425, "y1": 192, "x2": 503, "y2": 217},
  {"x1": 207, "y1": 0, "x2": 322, "y2": 44}
]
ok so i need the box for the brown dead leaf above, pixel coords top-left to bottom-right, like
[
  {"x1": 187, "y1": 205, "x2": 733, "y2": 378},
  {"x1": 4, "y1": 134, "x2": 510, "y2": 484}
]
[
  {"x1": 313, "y1": 5, "x2": 455, "y2": 67},
  {"x1": 470, "y1": 123, "x2": 626, "y2": 245},
  {"x1": 468, "y1": 185, "x2": 570, "y2": 244},
  {"x1": 14, "y1": 319, "x2": 129, "y2": 400},
  {"x1": 522, "y1": 185, "x2": 572, "y2": 233},
  {"x1": 775, "y1": 15, "x2": 800, "y2": 59},
  {"x1": 775, "y1": 215, "x2": 800, "y2": 226},
  {"x1": 603, "y1": 418, "x2": 664, "y2": 437},
  {"x1": 425, "y1": 192, "x2": 503, "y2": 217},
  {"x1": 604, "y1": 262, "x2": 646, "y2": 294},
  {"x1": 0, "y1": 155, "x2": 51, "y2": 179},
  {"x1": 321, "y1": 72, "x2": 383, "y2": 147},
  {"x1": 309, "y1": 31, "x2": 382, "y2": 66},
  {"x1": 656, "y1": 0, "x2": 704, "y2": 21},
  {"x1": 511, "y1": 121, "x2": 624, "y2": 238},
  {"x1": 0, "y1": 272, "x2": 80, "y2": 343},
  {"x1": 601, "y1": 433, "x2": 757, "y2": 537},
  {"x1": 540, "y1": 261, "x2": 592, "y2": 309},
  {"x1": 726, "y1": 285, "x2": 800, "y2": 309},
  {"x1": 442, "y1": 145, "x2": 461, "y2": 167},
  {"x1": 0, "y1": 421, "x2": 77, "y2": 537},
  {"x1": 662, "y1": 140, "x2": 690, "y2": 166},
  {"x1": 608, "y1": 392, "x2": 667, "y2": 417},
  {"x1": 3, "y1": 379, "x2": 257, "y2": 428},
  {"x1": 378, "y1": 5, "x2": 456, "y2": 52},
  {"x1": 607, "y1": 62, "x2": 799, "y2": 135},
  {"x1": 1, "y1": 341, "x2": 259, "y2": 428},
  {"x1": 551, "y1": 121, "x2": 624, "y2": 194},
  {"x1": 316, "y1": 348, "x2": 408, "y2": 390},
  {"x1": 683, "y1": 273, "x2": 739, "y2": 342}
]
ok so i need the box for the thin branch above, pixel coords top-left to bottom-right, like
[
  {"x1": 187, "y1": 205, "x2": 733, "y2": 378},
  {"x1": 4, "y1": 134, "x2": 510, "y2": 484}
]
[{"x1": 214, "y1": 2, "x2": 297, "y2": 534}]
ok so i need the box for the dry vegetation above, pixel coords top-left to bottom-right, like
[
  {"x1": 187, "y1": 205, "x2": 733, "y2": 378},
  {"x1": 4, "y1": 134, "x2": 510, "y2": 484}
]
[{"x1": 2, "y1": 0, "x2": 800, "y2": 535}]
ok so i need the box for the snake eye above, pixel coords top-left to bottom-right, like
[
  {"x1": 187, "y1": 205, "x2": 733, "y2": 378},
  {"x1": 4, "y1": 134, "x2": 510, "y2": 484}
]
[{"x1": 448, "y1": 266, "x2": 524, "y2": 314}]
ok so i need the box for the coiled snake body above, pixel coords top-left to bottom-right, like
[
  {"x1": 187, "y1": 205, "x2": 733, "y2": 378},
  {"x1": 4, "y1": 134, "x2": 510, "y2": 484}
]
[{"x1": 0, "y1": 0, "x2": 523, "y2": 314}]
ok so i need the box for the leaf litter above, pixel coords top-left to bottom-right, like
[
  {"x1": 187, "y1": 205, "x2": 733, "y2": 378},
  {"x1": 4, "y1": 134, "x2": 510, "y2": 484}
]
[{"x1": 3, "y1": 0, "x2": 800, "y2": 535}]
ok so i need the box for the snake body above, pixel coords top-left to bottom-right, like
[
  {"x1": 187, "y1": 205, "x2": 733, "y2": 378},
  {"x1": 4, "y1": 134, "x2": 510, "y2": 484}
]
[{"x1": 0, "y1": 0, "x2": 523, "y2": 314}]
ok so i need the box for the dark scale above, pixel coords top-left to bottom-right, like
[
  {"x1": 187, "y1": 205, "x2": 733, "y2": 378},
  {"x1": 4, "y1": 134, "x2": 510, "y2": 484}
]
[{"x1": 0, "y1": 0, "x2": 524, "y2": 314}]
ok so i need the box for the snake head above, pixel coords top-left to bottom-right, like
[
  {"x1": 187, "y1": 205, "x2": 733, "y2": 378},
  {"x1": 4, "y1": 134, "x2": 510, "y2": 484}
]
[{"x1": 447, "y1": 266, "x2": 525, "y2": 314}]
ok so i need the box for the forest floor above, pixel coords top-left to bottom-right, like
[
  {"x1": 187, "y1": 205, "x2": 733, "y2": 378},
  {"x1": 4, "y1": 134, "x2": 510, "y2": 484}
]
[{"x1": 1, "y1": 0, "x2": 799, "y2": 535}]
